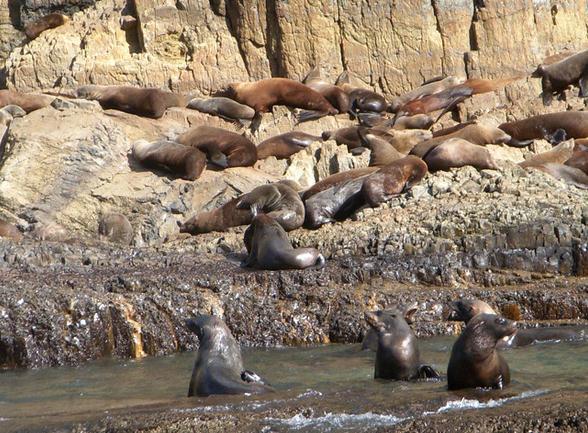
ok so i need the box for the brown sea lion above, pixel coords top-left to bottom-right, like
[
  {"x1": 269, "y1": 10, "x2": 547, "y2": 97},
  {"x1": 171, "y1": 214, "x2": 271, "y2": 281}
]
[
  {"x1": 365, "y1": 307, "x2": 439, "y2": 380},
  {"x1": 388, "y1": 76, "x2": 465, "y2": 113},
  {"x1": 565, "y1": 143, "x2": 588, "y2": 175},
  {"x1": 532, "y1": 163, "x2": 588, "y2": 189},
  {"x1": 0, "y1": 105, "x2": 26, "y2": 125},
  {"x1": 301, "y1": 167, "x2": 379, "y2": 201},
  {"x1": 499, "y1": 112, "x2": 588, "y2": 142},
  {"x1": 180, "y1": 181, "x2": 304, "y2": 234},
  {"x1": 256, "y1": 132, "x2": 322, "y2": 160},
  {"x1": 411, "y1": 123, "x2": 514, "y2": 158},
  {"x1": 0, "y1": 220, "x2": 23, "y2": 241},
  {"x1": 322, "y1": 126, "x2": 431, "y2": 154},
  {"x1": 98, "y1": 213, "x2": 133, "y2": 245},
  {"x1": 0, "y1": 90, "x2": 54, "y2": 113},
  {"x1": 302, "y1": 67, "x2": 350, "y2": 113},
  {"x1": 531, "y1": 49, "x2": 588, "y2": 105},
  {"x1": 177, "y1": 125, "x2": 257, "y2": 168},
  {"x1": 361, "y1": 156, "x2": 428, "y2": 206},
  {"x1": 336, "y1": 71, "x2": 387, "y2": 114},
  {"x1": 219, "y1": 78, "x2": 338, "y2": 118},
  {"x1": 242, "y1": 214, "x2": 325, "y2": 270},
  {"x1": 25, "y1": 13, "x2": 69, "y2": 40},
  {"x1": 424, "y1": 138, "x2": 499, "y2": 172},
  {"x1": 361, "y1": 134, "x2": 404, "y2": 167},
  {"x1": 186, "y1": 97, "x2": 256, "y2": 124},
  {"x1": 75, "y1": 85, "x2": 185, "y2": 119},
  {"x1": 132, "y1": 140, "x2": 207, "y2": 181},
  {"x1": 361, "y1": 304, "x2": 418, "y2": 351},
  {"x1": 361, "y1": 113, "x2": 435, "y2": 131},
  {"x1": 447, "y1": 313, "x2": 516, "y2": 390},
  {"x1": 519, "y1": 140, "x2": 575, "y2": 169},
  {"x1": 187, "y1": 315, "x2": 273, "y2": 397}
]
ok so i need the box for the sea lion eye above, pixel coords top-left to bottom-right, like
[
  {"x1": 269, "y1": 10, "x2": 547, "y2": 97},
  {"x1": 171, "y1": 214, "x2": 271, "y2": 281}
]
[{"x1": 495, "y1": 317, "x2": 506, "y2": 325}]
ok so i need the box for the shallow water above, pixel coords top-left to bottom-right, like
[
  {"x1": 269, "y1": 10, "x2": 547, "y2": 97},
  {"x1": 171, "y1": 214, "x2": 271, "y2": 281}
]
[{"x1": 1, "y1": 334, "x2": 587, "y2": 432}]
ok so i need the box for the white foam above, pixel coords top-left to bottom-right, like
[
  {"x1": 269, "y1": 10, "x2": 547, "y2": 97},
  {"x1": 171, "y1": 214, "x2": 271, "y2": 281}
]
[
  {"x1": 296, "y1": 389, "x2": 323, "y2": 398},
  {"x1": 266, "y1": 412, "x2": 407, "y2": 431},
  {"x1": 433, "y1": 389, "x2": 549, "y2": 414}
]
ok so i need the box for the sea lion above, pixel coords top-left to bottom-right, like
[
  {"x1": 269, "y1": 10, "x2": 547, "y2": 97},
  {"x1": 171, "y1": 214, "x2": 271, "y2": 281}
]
[
  {"x1": 519, "y1": 140, "x2": 575, "y2": 169},
  {"x1": 336, "y1": 71, "x2": 387, "y2": 114},
  {"x1": 132, "y1": 140, "x2": 207, "y2": 180},
  {"x1": 0, "y1": 105, "x2": 26, "y2": 125},
  {"x1": 322, "y1": 126, "x2": 365, "y2": 148},
  {"x1": 302, "y1": 67, "x2": 350, "y2": 113},
  {"x1": 499, "y1": 112, "x2": 588, "y2": 142},
  {"x1": 361, "y1": 305, "x2": 418, "y2": 351},
  {"x1": 301, "y1": 167, "x2": 379, "y2": 201},
  {"x1": 24, "y1": 13, "x2": 69, "y2": 40},
  {"x1": 29, "y1": 222, "x2": 69, "y2": 242},
  {"x1": 0, "y1": 90, "x2": 54, "y2": 113},
  {"x1": 388, "y1": 76, "x2": 465, "y2": 113},
  {"x1": 361, "y1": 133, "x2": 404, "y2": 166},
  {"x1": 565, "y1": 143, "x2": 588, "y2": 175},
  {"x1": 177, "y1": 125, "x2": 257, "y2": 168},
  {"x1": 532, "y1": 163, "x2": 588, "y2": 189},
  {"x1": 186, "y1": 97, "x2": 256, "y2": 124},
  {"x1": 364, "y1": 307, "x2": 439, "y2": 380},
  {"x1": 0, "y1": 220, "x2": 23, "y2": 241},
  {"x1": 98, "y1": 213, "x2": 133, "y2": 245},
  {"x1": 219, "y1": 78, "x2": 338, "y2": 117},
  {"x1": 361, "y1": 156, "x2": 428, "y2": 206},
  {"x1": 531, "y1": 49, "x2": 588, "y2": 105},
  {"x1": 424, "y1": 138, "x2": 499, "y2": 172},
  {"x1": 322, "y1": 126, "x2": 431, "y2": 154},
  {"x1": 447, "y1": 299, "x2": 587, "y2": 348},
  {"x1": 256, "y1": 132, "x2": 322, "y2": 160},
  {"x1": 180, "y1": 181, "x2": 304, "y2": 234},
  {"x1": 187, "y1": 315, "x2": 273, "y2": 397},
  {"x1": 412, "y1": 123, "x2": 514, "y2": 158},
  {"x1": 242, "y1": 214, "x2": 325, "y2": 270},
  {"x1": 447, "y1": 313, "x2": 517, "y2": 390},
  {"x1": 75, "y1": 85, "x2": 185, "y2": 119},
  {"x1": 358, "y1": 113, "x2": 434, "y2": 130}
]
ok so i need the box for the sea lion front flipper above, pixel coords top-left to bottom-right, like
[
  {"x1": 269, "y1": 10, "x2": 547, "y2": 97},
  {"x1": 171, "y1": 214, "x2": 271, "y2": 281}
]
[
  {"x1": 210, "y1": 368, "x2": 273, "y2": 395},
  {"x1": 507, "y1": 138, "x2": 534, "y2": 148},
  {"x1": 544, "y1": 128, "x2": 567, "y2": 145},
  {"x1": 416, "y1": 364, "x2": 441, "y2": 379},
  {"x1": 241, "y1": 369, "x2": 271, "y2": 386},
  {"x1": 578, "y1": 71, "x2": 588, "y2": 98},
  {"x1": 541, "y1": 91, "x2": 553, "y2": 106}
]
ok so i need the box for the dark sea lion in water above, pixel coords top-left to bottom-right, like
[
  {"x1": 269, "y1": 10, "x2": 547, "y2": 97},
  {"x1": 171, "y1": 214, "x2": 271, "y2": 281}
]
[
  {"x1": 0, "y1": 90, "x2": 54, "y2": 113},
  {"x1": 180, "y1": 181, "x2": 304, "y2": 234},
  {"x1": 302, "y1": 67, "x2": 351, "y2": 113},
  {"x1": 364, "y1": 307, "x2": 439, "y2": 380},
  {"x1": 301, "y1": 167, "x2": 379, "y2": 201},
  {"x1": 256, "y1": 132, "x2": 322, "y2": 160},
  {"x1": 242, "y1": 214, "x2": 325, "y2": 270},
  {"x1": 25, "y1": 13, "x2": 69, "y2": 40},
  {"x1": 499, "y1": 112, "x2": 588, "y2": 142},
  {"x1": 447, "y1": 299, "x2": 587, "y2": 348},
  {"x1": 447, "y1": 313, "x2": 517, "y2": 390},
  {"x1": 0, "y1": 220, "x2": 23, "y2": 241},
  {"x1": 76, "y1": 85, "x2": 186, "y2": 119},
  {"x1": 424, "y1": 138, "x2": 499, "y2": 172},
  {"x1": 132, "y1": 139, "x2": 207, "y2": 180},
  {"x1": 336, "y1": 71, "x2": 387, "y2": 114},
  {"x1": 388, "y1": 76, "x2": 464, "y2": 113},
  {"x1": 531, "y1": 49, "x2": 588, "y2": 105},
  {"x1": 219, "y1": 78, "x2": 338, "y2": 120},
  {"x1": 177, "y1": 125, "x2": 257, "y2": 168},
  {"x1": 98, "y1": 213, "x2": 133, "y2": 245},
  {"x1": 361, "y1": 155, "x2": 428, "y2": 206},
  {"x1": 361, "y1": 304, "x2": 418, "y2": 351},
  {"x1": 187, "y1": 315, "x2": 273, "y2": 397},
  {"x1": 186, "y1": 97, "x2": 256, "y2": 124}
]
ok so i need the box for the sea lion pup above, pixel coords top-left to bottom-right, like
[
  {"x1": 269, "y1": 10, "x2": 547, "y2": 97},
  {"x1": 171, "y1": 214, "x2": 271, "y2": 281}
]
[
  {"x1": 179, "y1": 181, "x2": 304, "y2": 234},
  {"x1": 531, "y1": 49, "x2": 588, "y2": 105},
  {"x1": 187, "y1": 315, "x2": 273, "y2": 397},
  {"x1": 301, "y1": 167, "x2": 379, "y2": 201},
  {"x1": 411, "y1": 123, "x2": 514, "y2": 159},
  {"x1": 302, "y1": 67, "x2": 350, "y2": 114},
  {"x1": 177, "y1": 125, "x2": 257, "y2": 168},
  {"x1": 219, "y1": 78, "x2": 338, "y2": 119},
  {"x1": 499, "y1": 112, "x2": 588, "y2": 142},
  {"x1": 361, "y1": 304, "x2": 418, "y2": 351},
  {"x1": 98, "y1": 213, "x2": 133, "y2": 245},
  {"x1": 256, "y1": 131, "x2": 322, "y2": 160},
  {"x1": 388, "y1": 75, "x2": 465, "y2": 113},
  {"x1": 75, "y1": 85, "x2": 186, "y2": 119},
  {"x1": 0, "y1": 220, "x2": 23, "y2": 241},
  {"x1": 186, "y1": 97, "x2": 255, "y2": 124},
  {"x1": 519, "y1": 140, "x2": 575, "y2": 169},
  {"x1": 132, "y1": 139, "x2": 207, "y2": 181},
  {"x1": 0, "y1": 90, "x2": 55, "y2": 113},
  {"x1": 447, "y1": 313, "x2": 517, "y2": 390},
  {"x1": 242, "y1": 214, "x2": 325, "y2": 270},
  {"x1": 336, "y1": 71, "x2": 387, "y2": 114},
  {"x1": 424, "y1": 138, "x2": 499, "y2": 172},
  {"x1": 24, "y1": 13, "x2": 69, "y2": 40},
  {"x1": 364, "y1": 307, "x2": 440, "y2": 380},
  {"x1": 361, "y1": 156, "x2": 428, "y2": 207}
]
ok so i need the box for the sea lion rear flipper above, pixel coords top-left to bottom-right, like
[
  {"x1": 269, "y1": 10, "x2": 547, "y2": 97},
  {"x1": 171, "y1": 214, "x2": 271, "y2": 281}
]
[
  {"x1": 433, "y1": 95, "x2": 467, "y2": 124},
  {"x1": 416, "y1": 365, "x2": 441, "y2": 379},
  {"x1": 303, "y1": 66, "x2": 321, "y2": 84},
  {"x1": 507, "y1": 138, "x2": 534, "y2": 148},
  {"x1": 578, "y1": 71, "x2": 588, "y2": 98},
  {"x1": 297, "y1": 110, "x2": 327, "y2": 123}
]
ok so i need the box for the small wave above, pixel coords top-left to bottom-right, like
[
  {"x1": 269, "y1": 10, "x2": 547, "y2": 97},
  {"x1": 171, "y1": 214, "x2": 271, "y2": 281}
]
[
  {"x1": 266, "y1": 412, "x2": 407, "y2": 431},
  {"x1": 296, "y1": 389, "x2": 323, "y2": 398},
  {"x1": 0, "y1": 418, "x2": 9, "y2": 422},
  {"x1": 433, "y1": 389, "x2": 549, "y2": 414}
]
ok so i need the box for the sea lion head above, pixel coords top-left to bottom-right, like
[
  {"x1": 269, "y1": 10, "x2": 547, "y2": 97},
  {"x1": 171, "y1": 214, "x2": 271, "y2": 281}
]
[
  {"x1": 2, "y1": 105, "x2": 26, "y2": 118},
  {"x1": 446, "y1": 298, "x2": 497, "y2": 323},
  {"x1": 186, "y1": 315, "x2": 229, "y2": 344},
  {"x1": 214, "y1": 83, "x2": 237, "y2": 99},
  {"x1": 531, "y1": 64, "x2": 546, "y2": 78},
  {"x1": 463, "y1": 313, "x2": 517, "y2": 353},
  {"x1": 364, "y1": 302, "x2": 418, "y2": 335}
]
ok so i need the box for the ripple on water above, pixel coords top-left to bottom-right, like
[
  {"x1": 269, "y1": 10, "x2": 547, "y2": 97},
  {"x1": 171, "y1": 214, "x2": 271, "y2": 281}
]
[
  {"x1": 265, "y1": 412, "x2": 408, "y2": 432},
  {"x1": 431, "y1": 389, "x2": 550, "y2": 413}
]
